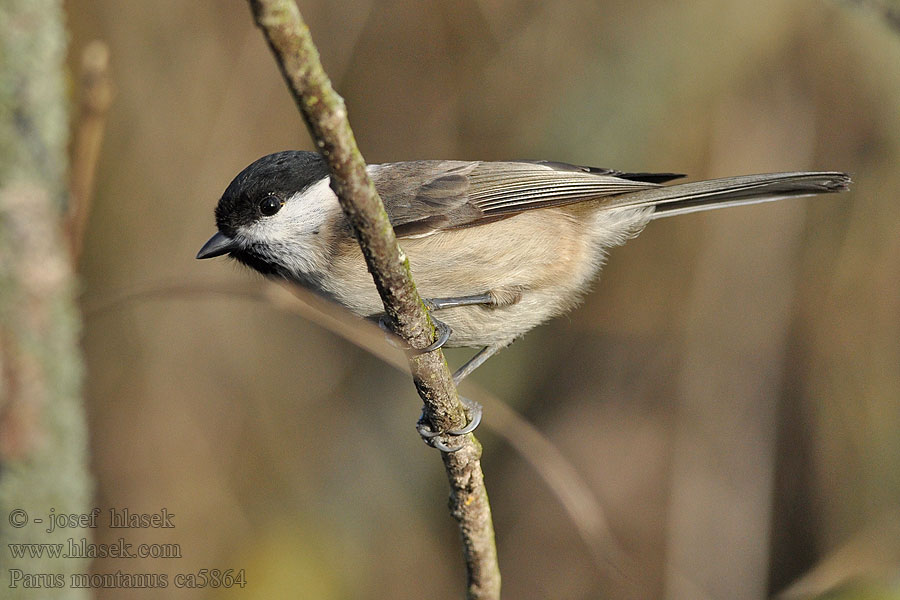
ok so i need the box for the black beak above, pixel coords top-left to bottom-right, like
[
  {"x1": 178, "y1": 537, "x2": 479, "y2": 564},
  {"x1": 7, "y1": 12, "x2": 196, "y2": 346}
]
[{"x1": 196, "y1": 232, "x2": 239, "y2": 259}]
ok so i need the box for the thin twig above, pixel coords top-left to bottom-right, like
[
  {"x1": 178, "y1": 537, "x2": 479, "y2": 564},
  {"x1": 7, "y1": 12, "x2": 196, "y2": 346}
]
[
  {"x1": 245, "y1": 1, "x2": 501, "y2": 597},
  {"x1": 67, "y1": 40, "x2": 114, "y2": 264},
  {"x1": 84, "y1": 279, "x2": 627, "y2": 574}
]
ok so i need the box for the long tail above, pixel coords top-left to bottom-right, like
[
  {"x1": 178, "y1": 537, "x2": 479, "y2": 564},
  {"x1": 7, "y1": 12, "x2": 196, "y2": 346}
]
[{"x1": 605, "y1": 172, "x2": 851, "y2": 219}]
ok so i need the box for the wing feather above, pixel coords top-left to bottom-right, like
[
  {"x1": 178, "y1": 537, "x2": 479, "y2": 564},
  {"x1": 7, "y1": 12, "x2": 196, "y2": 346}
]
[
  {"x1": 371, "y1": 160, "x2": 663, "y2": 237},
  {"x1": 369, "y1": 161, "x2": 849, "y2": 239}
]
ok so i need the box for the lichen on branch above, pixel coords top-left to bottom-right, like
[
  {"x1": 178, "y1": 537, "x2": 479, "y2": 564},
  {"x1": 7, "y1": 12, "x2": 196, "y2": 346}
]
[{"x1": 245, "y1": 1, "x2": 501, "y2": 598}]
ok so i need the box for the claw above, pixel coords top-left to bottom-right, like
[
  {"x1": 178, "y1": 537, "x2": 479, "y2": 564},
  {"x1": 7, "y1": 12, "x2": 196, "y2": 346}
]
[
  {"x1": 431, "y1": 436, "x2": 466, "y2": 453},
  {"x1": 415, "y1": 397, "x2": 483, "y2": 452},
  {"x1": 377, "y1": 315, "x2": 406, "y2": 349},
  {"x1": 377, "y1": 314, "x2": 452, "y2": 354},
  {"x1": 417, "y1": 421, "x2": 467, "y2": 452},
  {"x1": 448, "y1": 400, "x2": 482, "y2": 435},
  {"x1": 409, "y1": 317, "x2": 451, "y2": 354}
]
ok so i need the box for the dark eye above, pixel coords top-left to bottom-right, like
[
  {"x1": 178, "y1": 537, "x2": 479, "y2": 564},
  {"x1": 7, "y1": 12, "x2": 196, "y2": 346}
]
[{"x1": 259, "y1": 194, "x2": 283, "y2": 217}]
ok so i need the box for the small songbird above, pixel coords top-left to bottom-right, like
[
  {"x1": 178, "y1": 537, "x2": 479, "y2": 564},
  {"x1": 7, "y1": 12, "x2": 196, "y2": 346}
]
[{"x1": 198, "y1": 151, "x2": 849, "y2": 447}]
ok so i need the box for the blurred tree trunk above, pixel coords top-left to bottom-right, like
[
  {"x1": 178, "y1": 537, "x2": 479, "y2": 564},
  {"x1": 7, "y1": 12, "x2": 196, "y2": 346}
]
[{"x1": 0, "y1": 0, "x2": 92, "y2": 597}]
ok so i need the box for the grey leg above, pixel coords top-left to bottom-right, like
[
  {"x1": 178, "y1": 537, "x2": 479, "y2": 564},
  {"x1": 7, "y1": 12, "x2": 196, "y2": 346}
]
[
  {"x1": 406, "y1": 294, "x2": 513, "y2": 451},
  {"x1": 452, "y1": 344, "x2": 506, "y2": 384},
  {"x1": 375, "y1": 292, "x2": 495, "y2": 355},
  {"x1": 415, "y1": 344, "x2": 505, "y2": 452},
  {"x1": 425, "y1": 287, "x2": 523, "y2": 311},
  {"x1": 424, "y1": 293, "x2": 494, "y2": 311}
]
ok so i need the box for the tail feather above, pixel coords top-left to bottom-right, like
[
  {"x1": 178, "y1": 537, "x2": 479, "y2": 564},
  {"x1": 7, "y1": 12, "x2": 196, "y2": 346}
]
[{"x1": 602, "y1": 172, "x2": 851, "y2": 219}]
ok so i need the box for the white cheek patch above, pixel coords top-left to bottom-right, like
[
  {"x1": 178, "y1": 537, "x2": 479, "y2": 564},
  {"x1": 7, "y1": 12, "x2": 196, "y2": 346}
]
[
  {"x1": 283, "y1": 177, "x2": 342, "y2": 234},
  {"x1": 236, "y1": 177, "x2": 342, "y2": 276},
  {"x1": 240, "y1": 178, "x2": 340, "y2": 243}
]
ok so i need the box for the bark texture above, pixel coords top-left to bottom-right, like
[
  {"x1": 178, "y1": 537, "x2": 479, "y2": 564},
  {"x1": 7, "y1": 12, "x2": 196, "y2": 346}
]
[{"x1": 247, "y1": 1, "x2": 501, "y2": 597}]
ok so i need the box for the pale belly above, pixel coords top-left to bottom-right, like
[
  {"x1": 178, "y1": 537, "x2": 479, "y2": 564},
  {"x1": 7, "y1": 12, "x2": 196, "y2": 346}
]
[{"x1": 320, "y1": 206, "x2": 651, "y2": 348}]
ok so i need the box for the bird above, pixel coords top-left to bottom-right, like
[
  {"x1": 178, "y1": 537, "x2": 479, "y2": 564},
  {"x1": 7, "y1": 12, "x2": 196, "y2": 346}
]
[{"x1": 198, "y1": 150, "x2": 849, "y2": 448}]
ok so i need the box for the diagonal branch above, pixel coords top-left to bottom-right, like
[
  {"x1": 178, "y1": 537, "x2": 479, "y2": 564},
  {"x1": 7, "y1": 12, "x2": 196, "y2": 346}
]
[
  {"x1": 84, "y1": 277, "x2": 626, "y2": 576},
  {"x1": 245, "y1": 1, "x2": 501, "y2": 598}
]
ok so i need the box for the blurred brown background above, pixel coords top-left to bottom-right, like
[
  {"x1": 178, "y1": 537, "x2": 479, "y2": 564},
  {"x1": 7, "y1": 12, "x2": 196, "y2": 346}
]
[{"x1": 65, "y1": 0, "x2": 899, "y2": 598}]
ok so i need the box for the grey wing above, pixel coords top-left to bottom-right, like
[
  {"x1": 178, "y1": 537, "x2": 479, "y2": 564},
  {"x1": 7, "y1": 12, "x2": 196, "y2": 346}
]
[{"x1": 369, "y1": 160, "x2": 674, "y2": 238}]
